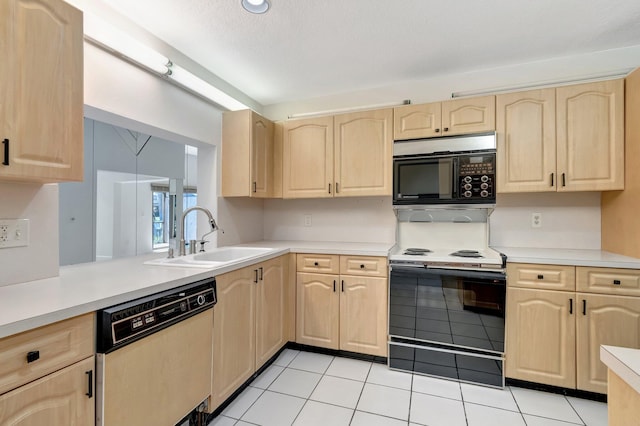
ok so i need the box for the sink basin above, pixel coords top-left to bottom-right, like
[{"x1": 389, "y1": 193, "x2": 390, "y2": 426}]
[{"x1": 145, "y1": 246, "x2": 274, "y2": 268}]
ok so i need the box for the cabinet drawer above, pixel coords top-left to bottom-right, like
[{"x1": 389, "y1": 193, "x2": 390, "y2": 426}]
[
  {"x1": 340, "y1": 256, "x2": 387, "y2": 277},
  {"x1": 0, "y1": 313, "x2": 94, "y2": 394},
  {"x1": 576, "y1": 267, "x2": 640, "y2": 296},
  {"x1": 507, "y1": 263, "x2": 575, "y2": 291},
  {"x1": 297, "y1": 254, "x2": 340, "y2": 274}
]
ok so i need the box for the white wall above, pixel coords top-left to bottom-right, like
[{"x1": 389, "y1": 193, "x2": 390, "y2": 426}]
[
  {"x1": 490, "y1": 192, "x2": 601, "y2": 249},
  {"x1": 263, "y1": 45, "x2": 640, "y2": 121},
  {"x1": 263, "y1": 197, "x2": 396, "y2": 244},
  {"x1": 0, "y1": 184, "x2": 59, "y2": 287}
]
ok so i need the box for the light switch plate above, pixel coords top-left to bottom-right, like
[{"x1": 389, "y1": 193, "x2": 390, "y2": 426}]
[
  {"x1": 531, "y1": 212, "x2": 542, "y2": 228},
  {"x1": 0, "y1": 219, "x2": 29, "y2": 249}
]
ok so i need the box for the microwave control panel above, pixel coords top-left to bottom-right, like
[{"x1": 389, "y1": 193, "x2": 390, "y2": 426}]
[{"x1": 457, "y1": 154, "x2": 495, "y2": 199}]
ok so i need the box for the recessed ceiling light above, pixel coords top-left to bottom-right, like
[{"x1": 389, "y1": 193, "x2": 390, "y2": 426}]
[{"x1": 241, "y1": 0, "x2": 270, "y2": 14}]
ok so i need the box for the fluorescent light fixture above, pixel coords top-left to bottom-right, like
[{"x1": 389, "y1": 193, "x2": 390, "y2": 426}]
[
  {"x1": 167, "y1": 63, "x2": 249, "y2": 111},
  {"x1": 241, "y1": 0, "x2": 270, "y2": 14},
  {"x1": 451, "y1": 69, "x2": 633, "y2": 98},
  {"x1": 84, "y1": 13, "x2": 169, "y2": 74},
  {"x1": 288, "y1": 100, "x2": 411, "y2": 119}
]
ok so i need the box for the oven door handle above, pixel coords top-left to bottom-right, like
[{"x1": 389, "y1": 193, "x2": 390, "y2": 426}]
[{"x1": 390, "y1": 265, "x2": 505, "y2": 281}]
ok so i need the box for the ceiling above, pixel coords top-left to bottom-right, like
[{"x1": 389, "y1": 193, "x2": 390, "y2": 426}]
[{"x1": 103, "y1": 0, "x2": 640, "y2": 106}]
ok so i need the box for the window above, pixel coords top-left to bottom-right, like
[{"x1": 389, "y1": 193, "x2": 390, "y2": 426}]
[{"x1": 151, "y1": 186, "x2": 197, "y2": 250}]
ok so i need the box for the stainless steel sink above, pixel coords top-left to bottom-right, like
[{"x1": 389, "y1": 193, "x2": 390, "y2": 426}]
[{"x1": 144, "y1": 246, "x2": 275, "y2": 268}]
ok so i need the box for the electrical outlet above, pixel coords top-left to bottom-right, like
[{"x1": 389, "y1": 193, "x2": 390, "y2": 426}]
[
  {"x1": 0, "y1": 219, "x2": 29, "y2": 249},
  {"x1": 303, "y1": 214, "x2": 312, "y2": 227},
  {"x1": 531, "y1": 212, "x2": 542, "y2": 228}
]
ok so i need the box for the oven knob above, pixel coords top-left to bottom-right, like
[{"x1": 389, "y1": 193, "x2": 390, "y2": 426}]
[
  {"x1": 480, "y1": 183, "x2": 488, "y2": 190},
  {"x1": 481, "y1": 175, "x2": 489, "y2": 182},
  {"x1": 464, "y1": 191, "x2": 472, "y2": 197},
  {"x1": 464, "y1": 183, "x2": 472, "y2": 190},
  {"x1": 480, "y1": 190, "x2": 489, "y2": 197},
  {"x1": 197, "y1": 295, "x2": 206, "y2": 306},
  {"x1": 463, "y1": 176, "x2": 472, "y2": 183}
]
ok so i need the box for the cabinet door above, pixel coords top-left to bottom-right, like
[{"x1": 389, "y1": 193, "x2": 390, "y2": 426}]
[
  {"x1": 221, "y1": 110, "x2": 251, "y2": 197},
  {"x1": 557, "y1": 80, "x2": 624, "y2": 191},
  {"x1": 340, "y1": 276, "x2": 388, "y2": 356},
  {"x1": 251, "y1": 113, "x2": 274, "y2": 198},
  {"x1": 576, "y1": 294, "x2": 640, "y2": 394},
  {"x1": 212, "y1": 266, "x2": 256, "y2": 407},
  {"x1": 505, "y1": 288, "x2": 575, "y2": 388},
  {"x1": 296, "y1": 272, "x2": 339, "y2": 349},
  {"x1": 393, "y1": 103, "x2": 442, "y2": 140},
  {"x1": 441, "y1": 96, "x2": 495, "y2": 136},
  {"x1": 255, "y1": 256, "x2": 286, "y2": 367},
  {"x1": 0, "y1": 0, "x2": 83, "y2": 182},
  {"x1": 0, "y1": 356, "x2": 94, "y2": 426},
  {"x1": 497, "y1": 89, "x2": 557, "y2": 193},
  {"x1": 334, "y1": 109, "x2": 393, "y2": 197},
  {"x1": 282, "y1": 116, "x2": 334, "y2": 198}
]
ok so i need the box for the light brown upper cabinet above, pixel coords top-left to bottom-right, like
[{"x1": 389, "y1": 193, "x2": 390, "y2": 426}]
[
  {"x1": 497, "y1": 89, "x2": 557, "y2": 193},
  {"x1": 222, "y1": 110, "x2": 280, "y2": 198},
  {"x1": 557, "y1": 80, "x2": 624, "y2": 191},
  {"x1": 282, "y1": 109, "x2": 392, "y2": 198},
  {"x1": 0, "y1": 0, "x2": 83, "y2": 183},
  {"x1": 393, "y1": 96, "x2": 495, "y2": 140},
  {"x1": 497, "y1": 80, "x2": 624, "y2": 193}
]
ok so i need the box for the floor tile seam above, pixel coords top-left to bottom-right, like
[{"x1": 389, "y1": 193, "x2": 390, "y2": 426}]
[
  {"x1": 347, "y1": 361, "x2": 373, "y2": 425},
  {"x1": 509, "y1": 388, "x2": 586, "y2": 425},
  {"x1": 354, "y1": 408, "x2": 411, "y2": 423},
  {"x1": 563, "y1": 396, "x2": 590, "y2": 426},
  {"x1": 521, "y1": 413, "x2": 585, "y2": 426},
  {"x1": 284, "y1": 365, "x2": 329, "y2": 376},
  {"x1": 224, "y1": 387, "x2": 266, "y2": 420},
  {"x1": 411, "y1": 386, "x2": 463, "y2": 402},
  {"x1": 463, "y1": 400, "x2": 524, "y2": 414},
  {"x1": 322, "y1": 371, "x2": 369, "y2": 384},
  {"x1": 366, "y1": 378, "x2": 413, "y2": 391},
  {"x1": 254, "y1": 364, "x2": 288, "y2": 389}
]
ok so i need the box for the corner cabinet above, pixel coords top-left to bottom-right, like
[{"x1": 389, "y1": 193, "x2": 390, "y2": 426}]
[
  {"x1": 0, "y1": 0, "x2": 83, "y2": 183},
  {"x1": 282, "y1": 109, "x2": 392, "y2": 199},
  {"x1": 497, "y1": 80, "x2": 624, "y2": 193},
  {"x1": 296, "y1": 253, "x2": 388, "y2": 356},
  {"x1": 393, "y1": 96, "x2": 495, "y2": 140},
  {"x1": 0, "y1": 314, "x2": 95, "y2": 425},
  {"x1": 506, "y1": 263, "x2": 640, "y2": 394},
  {"x1": 212, "y1": 255, "x2": 288, "y2": 409},
  {"x1": 222, "y1": 110, "x2": 278, "y2": 198}
]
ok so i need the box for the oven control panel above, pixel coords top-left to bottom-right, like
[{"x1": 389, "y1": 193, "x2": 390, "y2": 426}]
[{"x1": 457, "y1": 154, "x2": 495, "y2": 200}]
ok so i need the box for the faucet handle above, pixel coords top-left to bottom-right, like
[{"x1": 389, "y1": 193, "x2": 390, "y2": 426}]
[{"x1": 199, "y1": 240, "x2": 210, "y2": 252}]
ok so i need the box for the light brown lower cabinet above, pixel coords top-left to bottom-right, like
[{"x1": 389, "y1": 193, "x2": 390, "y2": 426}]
[
  {"x1": 296, "y1": 270, "x2": 388, "y2": 357},
  {"x1": 506, "y1": 288, "x2": 575, "y2": 388},
  {"x1": 212, "y1": 255, "x2": 288, "y2": 409},
  {"x1": 506, "y1": 287, "x2": 640, "y2": 393},
  {"x1": 0, "y1": 356, "x2": 94, "y2": 425}
]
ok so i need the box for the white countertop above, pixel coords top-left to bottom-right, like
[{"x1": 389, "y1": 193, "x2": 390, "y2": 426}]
[
  {"x1": 601, "y1": 345, "x2": 640, "y2": 394},
  {"x1": 493, "y1": 246, "x2": 640, "y2": 269},
  {"x1": 0, "y1": 241, "x2": 393, "y2": 339}
]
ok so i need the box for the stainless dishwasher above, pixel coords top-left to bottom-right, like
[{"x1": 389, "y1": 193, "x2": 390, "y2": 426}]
[{"x1": 96, "y1": 278, "x2": 216, "y2": 426}]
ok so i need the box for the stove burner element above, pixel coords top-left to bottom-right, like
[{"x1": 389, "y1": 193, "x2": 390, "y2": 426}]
[
  {"x1": 403, "y1": 248, "x2": 432, "y2": 256},
  {"x1": 450, "y1": 250, "x2": 483, "y2": 258}
]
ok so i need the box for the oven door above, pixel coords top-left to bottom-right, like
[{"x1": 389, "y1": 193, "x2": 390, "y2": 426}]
[
  {"x1": 392, "y1": 156, "x2": 457, "y2": 205},
  {"x1": 389, "y1": 265, "x2": 505, "y2": 354}
]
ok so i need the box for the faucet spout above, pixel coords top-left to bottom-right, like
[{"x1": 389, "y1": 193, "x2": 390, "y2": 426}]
[{"x1": 179, "y1": 206, "x2": 219, "y2": 256}]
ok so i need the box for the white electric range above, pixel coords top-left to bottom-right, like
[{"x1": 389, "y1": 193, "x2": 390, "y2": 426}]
[{"x1": 387, "y1": 208, "x2": 507, "y2": 388}]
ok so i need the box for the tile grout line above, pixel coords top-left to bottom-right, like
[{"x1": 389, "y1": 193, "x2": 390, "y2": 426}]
[
  {"x1": 288, "y1": 353, "x2": 335, "y2": 425},
  {"x1": 564, "y1": 395, "x2": 588, "y2": 426},
  {"x1": 506, "y1": 385, "x2": 528, "y2": 425}
]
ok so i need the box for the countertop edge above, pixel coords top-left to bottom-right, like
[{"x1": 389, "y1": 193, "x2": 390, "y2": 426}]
[
  {"x1": 601, "y1": 345, "x2": 640, "y2": 394},
  {"x1": 0, "y1": 242, "x2": 392, "y2": 339}
]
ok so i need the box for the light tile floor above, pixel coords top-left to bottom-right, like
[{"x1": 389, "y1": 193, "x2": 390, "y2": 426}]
[{"x1": 209, "y1": 349, "x2": 607, "y2": 426}]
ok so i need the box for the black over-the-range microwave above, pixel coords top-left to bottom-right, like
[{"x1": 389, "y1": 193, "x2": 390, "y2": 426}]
[{"x1": 392, "y1": 132, "x2": 497, "y2": 207}]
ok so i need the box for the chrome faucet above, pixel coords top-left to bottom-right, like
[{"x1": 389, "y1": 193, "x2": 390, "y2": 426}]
[{"x1": 179, "y1": 206, "x2": 220, "y2": 256}]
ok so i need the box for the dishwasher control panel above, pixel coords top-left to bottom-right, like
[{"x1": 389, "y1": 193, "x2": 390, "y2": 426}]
[{"x1": 97, "y1": 278, "x2": 216, "y2": 353}]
